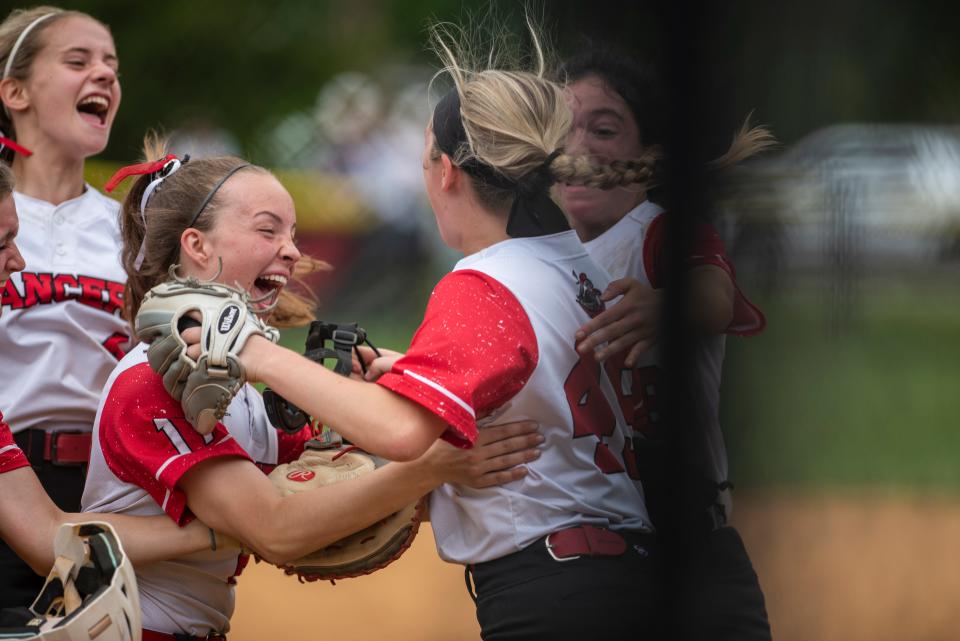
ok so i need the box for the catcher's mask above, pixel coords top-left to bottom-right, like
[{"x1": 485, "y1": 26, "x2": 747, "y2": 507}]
[
  {"x1": 263, "y1": 320, "x2": 381, "y2": 434},
  {"x1": 0, "y1": 522, "x2": 141, "y2": 641}
]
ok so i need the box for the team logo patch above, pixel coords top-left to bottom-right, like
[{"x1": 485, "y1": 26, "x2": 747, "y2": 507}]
[
  {"x1": 218, "y1": 305, "x2": 240, "y2": 334},
  {"x1": 573, "y1": 271, "x2": 605, "y2": 318},
  {"x1": 287, "y1": 469, "x2": 316, "y2": 482}
]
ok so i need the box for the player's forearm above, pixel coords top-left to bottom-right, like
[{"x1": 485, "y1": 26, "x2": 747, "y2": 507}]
[
  {"x1": 66, "y1": 513, "x2": 212, "y2": 566},
  {"x1": 241, "y1": 461, "x2": 438, "y2": 564},
  {"x1": 0, "y1": 467, "x2": 66, "y2": 574},
  {"x1": 251, "y1": 340, "x2": 445, "y2": 461}
]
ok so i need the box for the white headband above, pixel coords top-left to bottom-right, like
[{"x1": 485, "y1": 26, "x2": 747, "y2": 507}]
[
  {"x1": 3, "y1": 13, "x2": 57, "y2": 79},
  {"x1": 133, "y1": 157, "x2": 185, "y2": 271}
]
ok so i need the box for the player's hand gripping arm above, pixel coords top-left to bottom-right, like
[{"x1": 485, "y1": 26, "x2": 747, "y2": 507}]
[
  {"x1": 352, "y1": 345, "x2": 403, "y2": 382},
  {"x1": 575, "y1": 277, "x2": 662, "y2": 367},
  {"x1": 424, "y1": 420, "x2": 542, "y2": 489},
  {"x1": 0, "y1": 467, "x2": 214, "y2": 574},
  {"x1": 574, "y1": 267, "x2": 736, "y2": 366}
]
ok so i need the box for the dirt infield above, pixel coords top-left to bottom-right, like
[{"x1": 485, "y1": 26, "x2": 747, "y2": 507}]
[
  {"x1": 231, "y1": 523, "x2": 478, "y2": 641},
  {"x1": 230, "y1": 491, "x2": 960, "y2": 641},
  {"x1": 736, "y1": 490, "x2": 960, "y2": 641}
]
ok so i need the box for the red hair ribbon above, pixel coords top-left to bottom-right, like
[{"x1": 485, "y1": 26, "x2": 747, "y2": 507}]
[
  {"x1": 0, "y1": 135, "x2": 32, "y2": 157},
  {"x1": 104, "y1": 154, "x2": 179, "y2": 193}
]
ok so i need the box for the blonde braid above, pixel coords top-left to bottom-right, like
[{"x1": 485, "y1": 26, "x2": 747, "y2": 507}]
[{"x1": 550, "y1": 152, "x2": 658, "y2": 190}]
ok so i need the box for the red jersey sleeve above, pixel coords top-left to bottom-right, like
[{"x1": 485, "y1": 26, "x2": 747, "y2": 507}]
[
  {"x1": 0, "y1": 413, "x2": 29, "y2": 474},
  {"x1": 97, "y1": 363, "x2": 254, "y2": 524},
  {"x1": 643, "y1": 213, "x2": 765, "y2": 336},
  {"x1": 377, "y1": 270, "x2": 539, "y2": 448}
]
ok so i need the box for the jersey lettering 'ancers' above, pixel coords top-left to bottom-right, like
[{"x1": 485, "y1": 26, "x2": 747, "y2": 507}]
[
  {"x1": 1, "y1": 271, "x2": 124, "y2": 315},
  {"x1": 82, "y1": 344, "x2": 312, "y2": 635},
  {"x1": 0, "y1": 188, "x2": 132, "y2": 433},
  {"x1": 389, "y1": 231, "x2": 651, "y2": 565}
]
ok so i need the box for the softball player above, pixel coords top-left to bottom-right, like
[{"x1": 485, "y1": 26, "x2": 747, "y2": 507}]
[
  {"x1": 0, "y1": 161, "x2": 231, "y2": 584},
  {"x1": 0, "y1": 6, "x2": 129, "y2": 607},
  {"x1": 217, "y1": 22, "x2": 665, "y2": 641},
  {"x1": 558, "y1": 48, "x2": 772, "y2": 641},
  {"x1": 80, "y1": 144, "x2": 539, "y2": 640}
]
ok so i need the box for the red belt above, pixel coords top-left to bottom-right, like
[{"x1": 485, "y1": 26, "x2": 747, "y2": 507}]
[
  {"x1": 14, "y1": 429, "x2": 91, "y2": 466},
  {"x1": 142, "y1": 630, "x2": 227, "y2": 641},
  {"x1": 544, "y1": 525, "x2": 628, "y2": 561}
]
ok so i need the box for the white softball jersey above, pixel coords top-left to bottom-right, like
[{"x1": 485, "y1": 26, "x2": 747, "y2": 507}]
[
  {"x1": 582, "y1": 200, "x2": 765, "y2": 522},
  {"x1": 82, "y1": 344, "x2": 311, "y2": 636},
  {"x1": 379, "y1": 230, "x2": 652, "y2": 565},
  {"x1": 0, "y1": 188, "x2": 130, "y2": 434}
]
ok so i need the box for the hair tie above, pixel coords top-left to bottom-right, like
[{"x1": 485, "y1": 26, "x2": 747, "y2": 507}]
[
  {"x1": 515, "y1": 148, "x2": 563, "y2": 196},
  {"x1": 186, "y1": 163, "x2": 250, "y2": 229},
  {"x1": 139, "y1": 156, "x2": 187, "y2": 214},
  {"x1": 505, "y1": 149, "x2": 569, "y2": 238},
  {"x1": 3, "y1": 13, "x2": 56, "y2": 79},
  {"x1": 105, "y1": 154, "x2": 191, "y2": 271},
  {"x1": 105, "y1": 154, "x2": 180, "y2": 193}
]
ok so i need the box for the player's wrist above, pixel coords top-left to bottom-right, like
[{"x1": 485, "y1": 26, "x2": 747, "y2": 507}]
[
  {"x1": 240, "y1": 334, "x2": 275, "y2": 382},
  {"x1": 398, "y1": 453, "x2": 447, "y2": 491}
]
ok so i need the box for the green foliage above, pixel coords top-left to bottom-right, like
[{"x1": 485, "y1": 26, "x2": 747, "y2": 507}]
[
  {"x1": 0, "y1": 0, "x2": 482, "y2": 162},
  {"x1": 723, "y1": 282, "x2": 960, "y2": 489},
  {"x1": 4, "y1": 0, "x2": 955, "y2": 158}
]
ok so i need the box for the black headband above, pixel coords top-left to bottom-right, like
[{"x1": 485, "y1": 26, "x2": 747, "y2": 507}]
[
  {"x1": 432, "y1": 89, "x2": 570, "y2": 239},
  {"x1": 187, "y1": 163, "x2": 251, "y2": 228}
]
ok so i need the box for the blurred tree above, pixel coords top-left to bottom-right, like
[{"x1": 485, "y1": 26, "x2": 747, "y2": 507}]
[{"x1": 0, "y1": 0, "x2": 955, "y2": 159}]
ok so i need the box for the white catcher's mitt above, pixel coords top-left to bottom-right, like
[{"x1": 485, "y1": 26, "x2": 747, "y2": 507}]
[{"x1": 135, "y1": 265, "x2": 279, "y2": 435}]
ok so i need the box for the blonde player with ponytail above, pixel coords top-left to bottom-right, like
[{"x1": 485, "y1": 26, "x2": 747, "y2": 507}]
[
  {"x1": 195, "y1": 19, "x2": 665, "y2": 640},
  {"x1": 79, "y1": 135, "x2": 540, "y2": 639}
]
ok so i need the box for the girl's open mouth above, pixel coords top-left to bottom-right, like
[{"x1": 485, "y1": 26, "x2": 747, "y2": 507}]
[{"x1": 77, "y1": 95, "x2": 109, "y2": 126}]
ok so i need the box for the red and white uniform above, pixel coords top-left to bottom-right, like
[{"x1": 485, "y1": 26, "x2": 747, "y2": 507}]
[
  {"x1": 0, "y1": 413, "x2": 29, "y2": 474},
  {"x1": 582, "y1": 200, "x2": 765, "y2": 521},
  {"x1": 81, "y1": 344, "x2": 310, "y2": 636},
  {"x1": 379, "y1": 230, "x2": 652, "y2": 564},
  {"x1": 0, "y1": 188, "x2": 130, "y2": 435}
]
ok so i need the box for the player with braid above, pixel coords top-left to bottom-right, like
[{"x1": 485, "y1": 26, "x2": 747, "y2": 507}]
[
  {"x1": 558, "y1": 47, "x2": 773, "y2": 641},
  {"x1": 187, "y1": 19, "x2": 666, "y2": 641}
]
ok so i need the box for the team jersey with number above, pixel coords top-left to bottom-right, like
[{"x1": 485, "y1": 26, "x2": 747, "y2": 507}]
[
  {"x1": 379, "y1": 230, "x2": 652, "y2": 564},
  {"x1": 0, "y1": 412, "x2": 28, "y2": 474},
  {"x1": 0, "y1": 188, "x2": 130, "y2": 435},
  {"x1": 81, "y1": 344, "x2": 311, "y2": 636},
  {"x1": 582, "y1": 200, "x2": 765, "y2": 522}
]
